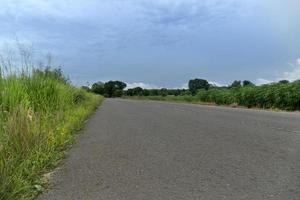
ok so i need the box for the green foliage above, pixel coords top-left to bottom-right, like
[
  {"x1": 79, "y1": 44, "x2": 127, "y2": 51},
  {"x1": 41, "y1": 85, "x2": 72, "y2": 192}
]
[
  {"x1": 196, "y1": 88, "x2": 235, "y2": 105},
  {"x1": 279, "y1": 80, "x2": 289, "y2": 84},
  {"x1": 188, "y1": 78, "x2": 209, "y2": 95},
  {"x1": 103, "y1": 81, "x2": 126, "y2": 98},
  {"x1": 142, "y1": 89, "x2": 150, "y2": 96},
  {"x1": 160, "y1": 88, "x2": 168, "y2": 97},
  {"x1": 72, "y1": 90, "x2": 87, "y2": 104},
  {"x1": 0, "y1": 68, "x2": 102, "y2": 199},
  {"x1": 243, "y1": 80, "x2": 255, "y2": 87},
  {"x1": 32, "y1": 67, "x2": 69, "y2": 84},
  {"x1": 230, "y1": 80, "x2": 242, "y2": 88},
  {"x1": 203, "y1": 81, "x2": 300, "y2": 110},
  {"x1": 91, "y1": 81, "x2": 104, "y2": 95},
  {"x1": 112, "y1": 89, "x2": 123, "y2": 97},
  {"x1": 149, "y1": 89, "x2": 159, "y2": 96},
  {"x1": 126, "y1": 87, "x2": 143, "y2": 96},
  {"x1": 125, "y1": 87, "x2": 152, "y2": 96},
  {"x1": 125, "y1": 88, "x2": 188, "y2": 97},
  {"x1": 125, "y1": 80, "x2": 300, "y2": 111},
  {"x1": 90, "y1": 80, "x2": 127, "y2": 97}
]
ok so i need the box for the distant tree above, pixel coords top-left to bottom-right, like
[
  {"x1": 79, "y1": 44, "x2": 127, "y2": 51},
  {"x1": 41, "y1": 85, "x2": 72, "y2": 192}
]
[
  {"x1": 243, "y1": 80, "x2": 255, "y2": 87},
  {"x1": 104, "y1": 81, "x2": 117, "y2": 97},
  {"x1": 104, "y1": 81, "x2": 127, "y2": 97},
  {"x1": 126, "y1": 89, "x2": 134, "y2": 96},
  {"x1": 149, "y1": 89, "x2": 159, "y2": 96},
  {"x1": 188, "y1": 78, "x2": 209, "y2": 95},
  {"x1": 174, "y1": 89, "x2": 183, "y2": 96},
  {"x1": 182, "y1": 90, "x2": 192, "y2": 96},
  {"x1": 133, "y1": 87, "x2": 143, "y2": 96},
  {"x1": 125, "y1": 87, "x2": 144, "y2": 96},
  {"x1": 142, "y1": 89, "x2": 150, "y2": 96},
  {"x1": 279, "y1": 80, "x2": 289, "y2": 84},
  {"x1": 113, "y1": 89, "x2": 123, "y2": 97},
  {"x1": 160, "y1": 88, "x2": 168, "y2": 97},
  {"x1": 167, "y1": 89, "x2": 181, "y2": 96},
  {"x1": 91, "y1": 81, "x2": 104, "y2": 95},
  {"x1": 230, "y1": 80, "x2": 242, "y2": 88}
]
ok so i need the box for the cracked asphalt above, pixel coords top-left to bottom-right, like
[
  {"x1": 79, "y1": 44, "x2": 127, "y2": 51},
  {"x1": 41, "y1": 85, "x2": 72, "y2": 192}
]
[{"x1": 39, "y1": 99, "x2": 300, "y2": 200}]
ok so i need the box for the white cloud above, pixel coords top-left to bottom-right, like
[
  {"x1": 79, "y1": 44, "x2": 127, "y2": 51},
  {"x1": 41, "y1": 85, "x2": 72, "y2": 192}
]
[
  {"x1": 255, "y1": 78, "x2": 272, "y2": 85},
  {"x1": 179, "y1": 83, "x2": 188, "y2": 89},
  {"x1": 256, "y1": 58, "x2": 300, "y2": 85},
  {"x1": 126, "y1": 82, "x2": 160, "y2": 89},
  {"x1": 279, "y1": 58, "x2": 300, "y2": 82},
  {"x1": 0, "y1": 0, "x2": 262, "y2": 52}
]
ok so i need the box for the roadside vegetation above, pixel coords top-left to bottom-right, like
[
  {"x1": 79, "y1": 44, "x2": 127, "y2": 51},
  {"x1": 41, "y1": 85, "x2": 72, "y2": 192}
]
[
  {"x1": 0, "y1": 67, "x2": 102, "y2": 200},
  {"x1": 90, "y1": 78, "x2": 300, "y2": 111},
  {"x1": 83, "y1": 80, "x2": 127, "y2": 98}
]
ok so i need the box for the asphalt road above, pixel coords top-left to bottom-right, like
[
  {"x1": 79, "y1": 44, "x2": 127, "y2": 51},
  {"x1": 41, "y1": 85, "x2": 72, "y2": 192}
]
[{"x1": 40, "y1": 99, "x2": 300, "y2": 200}]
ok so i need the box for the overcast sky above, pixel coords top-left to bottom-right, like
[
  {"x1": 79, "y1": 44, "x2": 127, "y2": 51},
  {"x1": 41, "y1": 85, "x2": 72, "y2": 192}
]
[{"x1": 1, "y1": 0, "x2": 300, "y2": 88}]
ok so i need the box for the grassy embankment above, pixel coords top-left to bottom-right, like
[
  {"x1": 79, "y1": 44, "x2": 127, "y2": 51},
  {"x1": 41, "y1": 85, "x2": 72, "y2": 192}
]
[
  {"x1": 125, "y1": 81, "x2": 300, "y2": 111},
  {"x1": 0, "y1": 68, "x2": 102, "y2": 200}
]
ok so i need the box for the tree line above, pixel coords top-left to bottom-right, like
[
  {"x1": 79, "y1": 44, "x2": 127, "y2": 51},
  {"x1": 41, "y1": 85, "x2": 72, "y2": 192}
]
[
  {"x1": 83, "y1": 81, "x2": 127, "y2": 98},
  {"x1": 85, "y1": 78, "x2": 258, "y2": 98},
  {"x1": 84, "y1": 78, "x2": 300, "y2": 111}
]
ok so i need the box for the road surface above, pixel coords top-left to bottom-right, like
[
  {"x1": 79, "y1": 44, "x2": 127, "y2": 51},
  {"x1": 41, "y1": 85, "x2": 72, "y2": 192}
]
[{"x1": 40, "y1": 99, "x2": 300, "y2": 200}]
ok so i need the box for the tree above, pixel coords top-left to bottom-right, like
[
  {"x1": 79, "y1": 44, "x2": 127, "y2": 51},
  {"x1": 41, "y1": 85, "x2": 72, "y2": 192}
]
[
  {"x1": 91, "y1": 81, "x2": 104, "y2": 95},
  {"x1": 142, "y1": 89, "x2": 150, "y2": 96},
  {"x1": 188, "y1": 78, "x2": 209, "y2": 95},
  {"x1": 149, "y1": 89, "x2": 159, "y2": 96},
  {"x1": 230, "y1": 80, "x2": 242, "y2": 88},
  {"x1": 279, "y1": 80, "x2": 289, "y2": 84},
  {"x1": 125, "y1": 87, "x2": 146, "y2": 96},
  {"x1": 160, "y1": 88, "x2": 168, "y2": 97},
  {"x1": 104, "y1": 81, "x2": 127, "y2": 97},
  {"x1": 126, "y1": 89, "x2": 135, "y2": 96},
  {"x1": 115, "y1": 81, "x2": 127, "y2": 90},
  {"x1": 243, "y1": 80, "x2": 255, "y2": 87},
  {"x1": 133, "y1": 87, "x2": 143, "y2": 96},
  {"x1": 113, "y1": 89, "x2": 123, "y2": 97}
]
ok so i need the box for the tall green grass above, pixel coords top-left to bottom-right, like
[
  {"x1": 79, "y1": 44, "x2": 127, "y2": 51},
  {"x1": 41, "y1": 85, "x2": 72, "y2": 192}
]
[{"x1": 0, "y1": 68, "x2": 102, "y2": 199}]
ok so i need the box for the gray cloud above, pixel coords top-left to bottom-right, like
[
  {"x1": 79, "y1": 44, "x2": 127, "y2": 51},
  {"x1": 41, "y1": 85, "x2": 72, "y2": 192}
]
[
  {"x1": 0, "y1": 0, "x2": 253, "y2": 49},
  {"x1": 0, "y1": 0, "x2": 298, "y2": 87}
]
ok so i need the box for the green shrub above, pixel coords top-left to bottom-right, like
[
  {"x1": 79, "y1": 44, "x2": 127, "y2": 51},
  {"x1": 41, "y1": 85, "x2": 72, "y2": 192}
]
[{"x1": 72, "y1": 89, "x2": 87, "y2": 104}]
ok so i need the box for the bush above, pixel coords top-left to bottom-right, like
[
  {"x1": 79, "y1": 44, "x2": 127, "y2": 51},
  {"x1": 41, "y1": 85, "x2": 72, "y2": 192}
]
[
  {"x1": 73, "y1": 90, "x2": 87, "y2": 104},
  {"x1": 195, "y1": 81, "x2": 300, "y2": 110}
]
